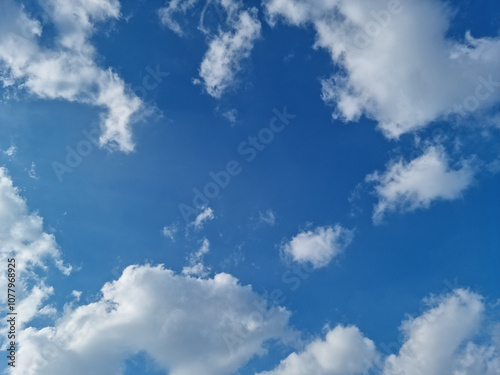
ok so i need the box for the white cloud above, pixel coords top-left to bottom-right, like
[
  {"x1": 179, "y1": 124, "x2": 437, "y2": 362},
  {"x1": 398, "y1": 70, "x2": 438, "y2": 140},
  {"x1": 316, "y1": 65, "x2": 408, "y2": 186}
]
[
  {"x1": 259, "y1": 209, "x2": 276, "y2": 226},
  {"x1": 199, "y1": 8, "x2": 261, "y2": 98},
  {"x1": 28, "y1": 161, "x2": 38, "y2": 180},
  {"x1": 2, "y1": 172, "x2": 498, "y2": 375},
  {"x1": 383, "y1": 289, "x2": 497, "y2": 375},
  {"x1": 16, "y1": 283, "x2": 496, "y2": 375},
  {"x1": 222, "y1": 108, "x2": 238, "y2": 123},
  {"x1": 3, "y1": 144, "x2": 17, "y2": 157},
  {"x1": 1, "y1": 165, "x2": 496, "y2": 375},
  {"x1": 162, "y1": 223, "x2": 179, "y2": 241},
  {"x1": 15, "y1": 284, "x2": 55, "y2": 327},
  {"x1": 367, "y1": 146, "x2": 476, "y2": 223},
  {"x1": 158, "y1": 0, "x2": 199, "y2": 36},
  {"x1": 0, "y1": 167, "x2": 70, "y2": 338},
  {"x1": 182, "y1": 237, "x2": 211, "y2": 276},
  {"x1": 258, "y1": 289, "x2": 499, "y2": 375},
  {"x1": 281, "y1": 225, "x2": 353, "y2": 269},
  {"x1": 71, "y1": 290, "x2": 82, "y2": 301},
  {"x1": 159, "y1": 0, "x2": 261, "y2": 97},
  {"x1": 159, "y1": 0, "x2": 240, "y2": 36},
  {"x1": 192, "y1": 237, "x2": 210, "y2": 258},
  {"x1": 0, "y1": 0, "x2": 144, "y2": 152},
  {"x1": 0, "y1": 167, "x2": 70, "y2": 279},
  {"x1": 265, "y1": 0, "x2": 500, "y2": 138},
  {"x1": 15, "y1": 264, "x2": 293, "y2": 375},
  {"x1": 0, "y1": 170, "x2": 286, "y2": 375},
  {"x1": 258, "y1": 325, "x2": 379, "y2": 375},
  {"x1": 191, "y1": 206, "x2": 214, "y2": 229},
  {"x1": 38, "y1": 304, "x2": 58, "y2": 317}
]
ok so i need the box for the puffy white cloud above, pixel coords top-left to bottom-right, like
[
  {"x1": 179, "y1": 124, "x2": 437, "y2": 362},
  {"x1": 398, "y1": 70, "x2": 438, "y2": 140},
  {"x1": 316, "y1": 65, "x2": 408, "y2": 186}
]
[
  {"x1": 281, "y1": 225, "x2": 353, "y2": 269},
  {"x1": 0, "y1": 0, "x2": 143, "y2": 152},
  {"x1": 258, "y1": 289, "x2": 499, "y2": 375},
  {"x1": 159, "y1": 0, "x2": 261, "y2": 97},
  {"x1": 367, "y1": 146, "x2": 476, "y2": 223},
  {"x1": 265, "y1": 0, "x2": 500, "y2": 138},
  {"x1": 258, "y1": 325, "x2": 379, "y2": 375},
  {"x1": 14, "y1": 264, "x2": 293, "y2": 375},
  {"x1": 383, "y1": 289, "x2": 497, "y2": 375},
  {"x1": 2, "y1": 173, "x2": 498, "y2": 375},
  {"x1": 42, "y1": 0, "x2": 121, "y2": 51},
  {"x1": 0, "y1": 170, "x2": 290, "y2": 375},
  {"x1": 453, "y1": 341, "x2": 500, "y2": 375},
  {"x1": 13, "y1": 284, "x2": 500, "y2": 375}
]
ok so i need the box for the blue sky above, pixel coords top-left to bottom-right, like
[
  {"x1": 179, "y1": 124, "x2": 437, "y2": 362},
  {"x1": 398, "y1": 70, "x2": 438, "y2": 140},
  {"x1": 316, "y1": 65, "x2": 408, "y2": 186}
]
[{"x1": 0, "y1": 0, "x2": 500, "y2": 374}]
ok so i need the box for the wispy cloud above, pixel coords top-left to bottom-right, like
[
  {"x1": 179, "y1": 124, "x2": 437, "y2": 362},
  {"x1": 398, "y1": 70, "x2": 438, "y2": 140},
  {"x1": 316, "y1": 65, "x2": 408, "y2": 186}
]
[
  {"x1": 3, "y1": 144, "x2": 17, "y2": 157},
  {"x1": 259, "y1": 209, "x2": 276, "y2": 226},
  {"x1": 28, "y1": 162, "x2": 38, "y2": 180},
  {"x1": 222, "y1": 108, "x2": 238, "y2": 124},
  {"x1": 182, "y1": 237, "x2": 211, "y2": 276},
  {"x1": 162, "y1": 222, "x2": 179, "y2": 241},
  {"x1": 191, "y1": 206, "x2": 215, "y2": 230},
  {"x1": 199, "y1": 7, "x2": 261, "y2": 98},
  {"x1": 159, "y1": 0, "x2": 261, "y2": 98}
]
